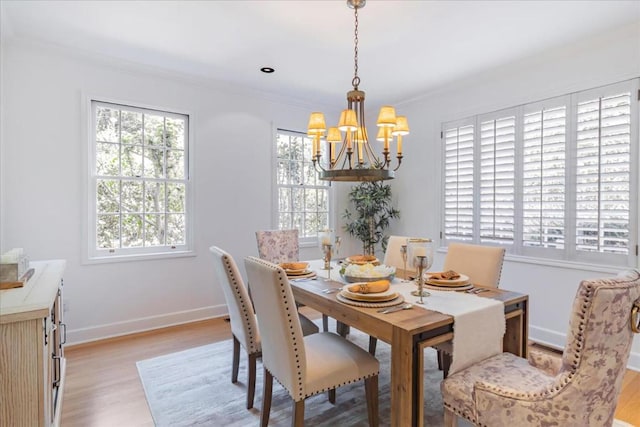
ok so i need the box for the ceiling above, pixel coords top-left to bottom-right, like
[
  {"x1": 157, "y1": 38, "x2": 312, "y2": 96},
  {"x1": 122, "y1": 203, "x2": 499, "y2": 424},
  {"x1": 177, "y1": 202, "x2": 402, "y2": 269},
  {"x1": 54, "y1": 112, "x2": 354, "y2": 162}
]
[{"x1": 2, "y1": 0, "x2": 639, "y2": 108}]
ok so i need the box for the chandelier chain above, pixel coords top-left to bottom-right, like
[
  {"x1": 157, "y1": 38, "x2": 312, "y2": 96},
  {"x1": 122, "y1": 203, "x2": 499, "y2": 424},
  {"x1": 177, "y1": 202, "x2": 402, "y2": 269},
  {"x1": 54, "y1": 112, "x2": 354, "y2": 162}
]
[{"x1": 352, "y1": 6, "x2": 360, "y2": 89}]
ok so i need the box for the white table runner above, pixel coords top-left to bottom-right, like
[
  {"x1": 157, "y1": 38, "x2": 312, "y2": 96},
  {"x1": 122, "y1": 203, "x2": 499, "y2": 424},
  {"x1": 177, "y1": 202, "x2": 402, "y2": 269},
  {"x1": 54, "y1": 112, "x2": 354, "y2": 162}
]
[
  {"x1": 312, "y1": 262, "x2": 505, "y2": 375},
  {"x1": 391, "y1": 281, "x2": 505, "y2": 374}
]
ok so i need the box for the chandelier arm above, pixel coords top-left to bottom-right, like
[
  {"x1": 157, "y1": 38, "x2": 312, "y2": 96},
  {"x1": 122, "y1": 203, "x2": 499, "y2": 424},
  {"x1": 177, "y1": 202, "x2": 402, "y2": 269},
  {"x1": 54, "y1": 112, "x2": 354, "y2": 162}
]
[
  {"x1": 332, "y1": 138, "x2": 350, "y2": 169},
  {"x1": 313, "y1": 157, "x2": 326, "y2": 172},
  {"x1": 393, "y1": 156, "x2": 403, "y2": 171}
]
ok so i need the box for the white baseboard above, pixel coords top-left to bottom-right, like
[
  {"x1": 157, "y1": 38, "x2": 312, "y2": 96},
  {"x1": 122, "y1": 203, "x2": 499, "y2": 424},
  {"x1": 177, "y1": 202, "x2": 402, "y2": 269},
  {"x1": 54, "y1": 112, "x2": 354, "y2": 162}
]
[
  {"x1": 66, "y1": 304, "x2": 228, "y2": 346},
  {"x1": 530, "y1": 325, "x2": 640, "y2": 372}
]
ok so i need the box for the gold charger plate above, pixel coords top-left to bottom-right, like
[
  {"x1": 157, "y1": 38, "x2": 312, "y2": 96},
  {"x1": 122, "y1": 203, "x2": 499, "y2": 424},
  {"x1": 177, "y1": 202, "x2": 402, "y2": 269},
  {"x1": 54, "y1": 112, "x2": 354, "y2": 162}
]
[
  {"x1": 336, "y1": 293, "x2": 404, "y2": 308},
  {"x1": 286, "y1": 269, "x2": 313, "y2": 276},
  {"x1": 340, "y1": 287, "x2": 398, "y2": 302},
  {"x1": 425, "y1": 273, "x2": 470, "y2": 287},
  {"x1": 424, "y1": 282, "x2": 473, "y2": 291},
  {"x1": 287, "y1": 271, "x2": 316, "y2": 279}
]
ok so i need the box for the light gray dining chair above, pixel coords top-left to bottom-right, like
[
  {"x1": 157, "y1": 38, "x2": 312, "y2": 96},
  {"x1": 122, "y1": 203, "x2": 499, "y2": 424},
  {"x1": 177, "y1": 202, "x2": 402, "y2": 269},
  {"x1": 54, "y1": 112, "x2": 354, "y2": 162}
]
[
  {"x1": 244, "y1": 256, "x2": 380, "y2": 427},
  {"x1": 382, "y1": 235, "x2": 411, "y2": 272},
  {"x1": 255, "y1": 229, "x2": 325, "y2": 334},
  {"x1": 209, "y1": 246, "x2": 261, "y2": 409}
]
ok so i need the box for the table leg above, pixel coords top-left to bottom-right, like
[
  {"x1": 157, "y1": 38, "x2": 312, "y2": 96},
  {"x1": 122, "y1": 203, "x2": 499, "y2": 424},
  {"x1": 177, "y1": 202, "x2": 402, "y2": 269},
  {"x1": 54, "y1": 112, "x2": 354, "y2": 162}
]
[{"x1": 390, "y1": 327, "x2": 418, "y2": 427}]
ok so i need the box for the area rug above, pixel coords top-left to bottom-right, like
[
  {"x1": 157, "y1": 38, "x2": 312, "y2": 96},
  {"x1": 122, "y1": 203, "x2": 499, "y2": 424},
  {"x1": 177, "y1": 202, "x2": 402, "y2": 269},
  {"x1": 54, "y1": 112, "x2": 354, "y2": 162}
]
[
  {"x1": 137, "y1": 323, "x2": 635, "y2": 427},
  {"x1": 137, "y1": 320, "x2": 454, "y2": 426}
]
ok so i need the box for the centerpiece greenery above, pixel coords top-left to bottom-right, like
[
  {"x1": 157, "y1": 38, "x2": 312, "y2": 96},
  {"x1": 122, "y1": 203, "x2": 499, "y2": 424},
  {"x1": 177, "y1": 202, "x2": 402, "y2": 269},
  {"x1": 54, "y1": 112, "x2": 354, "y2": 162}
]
[{"x1": 343, "y1": 181, "x2": 400, "y2": 256}]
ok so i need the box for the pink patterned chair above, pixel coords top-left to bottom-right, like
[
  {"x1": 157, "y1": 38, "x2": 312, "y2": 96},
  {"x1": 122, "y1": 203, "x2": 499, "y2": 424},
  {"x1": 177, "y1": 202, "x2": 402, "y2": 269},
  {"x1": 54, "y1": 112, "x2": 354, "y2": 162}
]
[
  {"x1": 441, "y1": 269, "x2": 640, "y2": 427},
  {"x1": 255, "y1": 229, "x2": 300, "y2": 264}
]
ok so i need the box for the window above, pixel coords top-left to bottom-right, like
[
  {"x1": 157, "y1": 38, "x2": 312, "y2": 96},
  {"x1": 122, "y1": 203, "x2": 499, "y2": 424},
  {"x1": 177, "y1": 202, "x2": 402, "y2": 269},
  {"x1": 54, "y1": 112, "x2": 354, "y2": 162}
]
[
  {"x1": 275, "y1": 129, "x2": 330, "y2": 242},
  {"x1": 89, "y1": 100, "x2": 192, "y2": 259},
  {"x1": 442, "y1": 79, "x2": 638, "y2": 266}
]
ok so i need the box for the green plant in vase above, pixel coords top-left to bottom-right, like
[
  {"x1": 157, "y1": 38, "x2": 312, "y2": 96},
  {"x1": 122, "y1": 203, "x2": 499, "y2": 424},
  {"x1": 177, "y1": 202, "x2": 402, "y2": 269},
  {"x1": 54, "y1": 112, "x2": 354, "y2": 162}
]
[{"x1": 343, "y1": 181, "x2": 400, "y2": 257}]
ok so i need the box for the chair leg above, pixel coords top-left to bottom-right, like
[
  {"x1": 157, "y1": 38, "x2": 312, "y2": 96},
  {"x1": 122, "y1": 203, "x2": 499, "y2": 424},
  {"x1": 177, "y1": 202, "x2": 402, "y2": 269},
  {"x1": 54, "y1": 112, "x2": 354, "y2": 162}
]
[
  {"x1": 261, "y1": 369, "x2": 273, "y2": 427},
  {"x1": 443, "y1": 407, "x2": 458, "y2": 427},
  {"x1": 364, "y1": 375, "x2": 379, "y2": 427},
  {"x1": 328, "y1": 388, "x2": 336, "y2": 404},
  {"x1": 336, "y1": 321, "x2": 350, "y2": 337},
  {"x1": 368, "y1": 336, "x2": 377, "y2": 356},
  {"x1": 437, "y1": 348, "x2": 444, "y2": 371},
  {"x1": 322, "y1": 314, "x2": 329, "y2": 332},
  {"x1": 246, "y1": 352, "x2": 258, "y2": 409},
  {"x1": 232, "y1": 335, "x2": 240, "y2": 383},
  {"x1": 292, "y1": 400, "x2": 305, "y2": 427},
  {"x1": 442, "y1": 352, "x2": 452, "y2": 379}
]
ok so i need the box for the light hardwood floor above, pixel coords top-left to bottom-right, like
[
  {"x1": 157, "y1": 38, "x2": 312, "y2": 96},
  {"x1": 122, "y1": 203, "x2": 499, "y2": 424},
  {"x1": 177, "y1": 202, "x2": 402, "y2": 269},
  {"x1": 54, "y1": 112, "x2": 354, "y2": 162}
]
[{"x1": 61, "y1": 310, "x2": 640, "y2": 426}]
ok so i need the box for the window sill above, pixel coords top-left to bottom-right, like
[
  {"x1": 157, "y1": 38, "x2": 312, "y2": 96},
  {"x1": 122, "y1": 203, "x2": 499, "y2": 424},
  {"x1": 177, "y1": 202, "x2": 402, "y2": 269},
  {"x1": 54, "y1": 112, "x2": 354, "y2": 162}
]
[
  {"x1": 84, "y1": 250, "x2": 196, "y2": 265},
  {"x1": 436, "y1": 247, "x2": 623, "y2": 274}
]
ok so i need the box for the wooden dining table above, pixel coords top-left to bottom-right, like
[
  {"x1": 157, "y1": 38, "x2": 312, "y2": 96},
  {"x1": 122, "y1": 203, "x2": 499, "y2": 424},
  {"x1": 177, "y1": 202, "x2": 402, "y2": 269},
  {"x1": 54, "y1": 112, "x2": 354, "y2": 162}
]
[{"x1": 290, "y1": 270, "x2": 528, "y2": 427}]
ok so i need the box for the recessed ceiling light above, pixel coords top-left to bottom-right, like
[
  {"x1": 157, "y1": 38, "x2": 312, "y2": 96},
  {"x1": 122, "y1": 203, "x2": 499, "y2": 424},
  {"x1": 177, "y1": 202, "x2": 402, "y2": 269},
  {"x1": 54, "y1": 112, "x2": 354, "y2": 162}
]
[{"x1": 260, "y1": 67, "x2": 275, "y2": 74}]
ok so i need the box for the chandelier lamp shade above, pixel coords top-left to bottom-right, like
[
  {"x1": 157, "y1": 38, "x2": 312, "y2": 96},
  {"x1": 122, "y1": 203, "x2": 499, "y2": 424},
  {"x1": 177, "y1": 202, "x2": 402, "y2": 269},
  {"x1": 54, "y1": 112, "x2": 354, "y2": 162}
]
[{"x1": 307, "y1": 0, "x2": 410, "y2": 182}]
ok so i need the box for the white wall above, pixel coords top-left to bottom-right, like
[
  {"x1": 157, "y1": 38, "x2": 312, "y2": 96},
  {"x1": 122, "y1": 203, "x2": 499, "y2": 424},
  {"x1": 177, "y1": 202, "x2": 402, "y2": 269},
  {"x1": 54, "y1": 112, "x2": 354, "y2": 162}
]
[
  {"x1": 0, "y1": 40, "x2": 328, "y2": 343},
  {"x1": 2, "y1": 21, "x2": 639, "y2": 370},
  {"x1": 389, "y1": 22, "x2": 640, "y2": 369}
]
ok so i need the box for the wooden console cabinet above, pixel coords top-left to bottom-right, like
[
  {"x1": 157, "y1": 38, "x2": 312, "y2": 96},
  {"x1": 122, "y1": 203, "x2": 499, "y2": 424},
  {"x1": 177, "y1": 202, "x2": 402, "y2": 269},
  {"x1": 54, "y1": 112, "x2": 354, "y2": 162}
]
[{"x1": 0, "y1": 260, "x2": 66, "y2": 427}]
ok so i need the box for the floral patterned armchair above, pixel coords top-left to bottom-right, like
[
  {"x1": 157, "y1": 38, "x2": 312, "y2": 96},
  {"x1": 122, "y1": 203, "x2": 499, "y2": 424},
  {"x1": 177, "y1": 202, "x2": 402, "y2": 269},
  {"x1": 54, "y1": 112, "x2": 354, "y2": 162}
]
[{"x1": 441, "y1": 269, "x2": 640, "y2": 427}]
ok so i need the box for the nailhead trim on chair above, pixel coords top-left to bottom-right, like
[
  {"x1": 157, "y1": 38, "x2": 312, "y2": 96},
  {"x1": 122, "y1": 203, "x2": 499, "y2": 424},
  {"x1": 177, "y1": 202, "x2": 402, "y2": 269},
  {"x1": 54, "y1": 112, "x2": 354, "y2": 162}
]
[
  {"x1": 223, "y1": 254, "x2": 260, "y2": 354},
  {"x1": 251, "y1": 257, "x2": 306, "y2": 400},
  {"x1": 477, "y1": 273, "x2": 640, "y2": 400},
  {"x1": 252, "y1": 257, "x2": 378, "y2": 401}
]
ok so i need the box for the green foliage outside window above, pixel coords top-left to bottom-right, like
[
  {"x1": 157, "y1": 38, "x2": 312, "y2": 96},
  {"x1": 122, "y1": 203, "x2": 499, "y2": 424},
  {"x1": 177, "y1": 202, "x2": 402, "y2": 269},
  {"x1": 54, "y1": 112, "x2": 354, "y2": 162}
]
[{"x1": 94, "y1": 102, "x2": 187, "y2": 251}]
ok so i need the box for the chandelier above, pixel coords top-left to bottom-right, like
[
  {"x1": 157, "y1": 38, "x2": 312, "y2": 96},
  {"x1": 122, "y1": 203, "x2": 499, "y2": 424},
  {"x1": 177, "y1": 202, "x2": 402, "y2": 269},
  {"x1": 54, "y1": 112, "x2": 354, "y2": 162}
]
[{"x1": 307, "y1": 0, "x2": 409, "y2": 182}]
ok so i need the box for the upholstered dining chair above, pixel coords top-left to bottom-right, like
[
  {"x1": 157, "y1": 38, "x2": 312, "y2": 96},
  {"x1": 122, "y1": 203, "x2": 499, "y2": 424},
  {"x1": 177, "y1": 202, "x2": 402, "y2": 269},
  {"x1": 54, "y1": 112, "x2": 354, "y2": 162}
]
[
  {"x1": 443, "y1": 242, "x2": 506, "y2": 288},
  {"x1": 255, "y1": 229, "x2": 300, "y2": 264},
  {"x1": 255, "y1": 229, "x2": 325, "y2": 334},
  {"x1": 382, "y1": 235, "x2": 411, "y2": 273},
  {"x1": 441, "y1": 269, "x2": 640, "y2": 427},
  {"x1": 244, "y1": 256, "x2": 380, "y2": 427},
  {"x1": 437, "y1": 242, "x2": 507, "y2": 376},
  {"x1": 209, "y1": 246, "x2": 261, "y2": 409}
]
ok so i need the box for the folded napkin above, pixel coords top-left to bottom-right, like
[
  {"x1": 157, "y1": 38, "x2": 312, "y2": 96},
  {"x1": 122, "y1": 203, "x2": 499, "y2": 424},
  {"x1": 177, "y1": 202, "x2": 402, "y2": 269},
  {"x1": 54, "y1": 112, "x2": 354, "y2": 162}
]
[
  {"x1": 347, "y1": 280, "x2": 390, "y2": 294},
  {"x1": 429, "y1": 270, "x2": 460, "y2": 280}
]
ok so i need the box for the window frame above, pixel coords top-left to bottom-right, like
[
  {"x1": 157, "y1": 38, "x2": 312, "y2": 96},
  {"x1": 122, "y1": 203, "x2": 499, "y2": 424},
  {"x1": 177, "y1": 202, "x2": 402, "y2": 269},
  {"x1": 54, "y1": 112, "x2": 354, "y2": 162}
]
[
  {"x1": 273, "y1": 128, "x2": 333, "y2": 247},
  {"x1": 440, "y1": 79, "x2": 639, "y2": 268},
  {"x1": 86, "y1": 98, "x2": 195, "y2": 263}
]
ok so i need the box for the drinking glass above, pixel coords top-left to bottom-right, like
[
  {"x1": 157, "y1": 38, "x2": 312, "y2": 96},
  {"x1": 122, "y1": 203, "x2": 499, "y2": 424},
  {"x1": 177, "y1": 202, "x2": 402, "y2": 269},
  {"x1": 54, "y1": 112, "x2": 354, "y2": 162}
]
[{"x1": 407, "y1": 238, "x2": 433, "y2": 304}]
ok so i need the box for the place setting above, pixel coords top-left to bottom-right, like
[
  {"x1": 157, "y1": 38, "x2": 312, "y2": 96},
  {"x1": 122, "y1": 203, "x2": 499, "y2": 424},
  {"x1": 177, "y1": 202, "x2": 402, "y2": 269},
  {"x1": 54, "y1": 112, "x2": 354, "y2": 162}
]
[
  {"x1": 423, "y1": 270, "x2": 474, "y2": 292},
  {"x1": 280, "y1": 262, "x2": 317, "y2": 280},
  {"x1": 335, "y1": 279, "x2": 405, "y2": 308}
]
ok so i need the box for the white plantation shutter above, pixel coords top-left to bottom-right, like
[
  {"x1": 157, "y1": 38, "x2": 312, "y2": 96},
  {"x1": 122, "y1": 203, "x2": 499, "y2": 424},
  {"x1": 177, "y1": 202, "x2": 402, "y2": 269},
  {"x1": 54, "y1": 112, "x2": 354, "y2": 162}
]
[
  {"x1": 522, "y1": 104, "x2": 566, "y2": 249},
  {"x1": 443, "y1": 123, "x2": 474, "y2": 241},
  {"x1": 479, "y1": 114, "x2": 515, "y2": 244},
  {"x1": 575, "y1": 91, "x2": 632, "y2": 256},
  {"x1": 440, "y1": 79, "x2": 637, "y2": 267}
]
